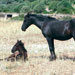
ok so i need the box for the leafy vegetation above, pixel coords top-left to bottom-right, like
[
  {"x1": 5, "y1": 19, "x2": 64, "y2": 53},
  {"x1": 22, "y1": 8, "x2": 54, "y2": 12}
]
[
  {"x1": 11, "y1": 14, "x2": 24, "y2": 20},
  {"x1": 56, "y1": 0, "x2": 75, "y2": 14},
  {"x1": 0, "y1": 0, "x2": 75, "y2": 14},
  {"x1": 33, "y1": 1, "x2": 45, "y2": 13}
]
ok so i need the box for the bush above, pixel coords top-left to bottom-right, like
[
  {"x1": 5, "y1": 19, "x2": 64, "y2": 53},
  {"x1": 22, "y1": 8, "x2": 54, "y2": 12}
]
[
  {"x1": 73, "y1": 1, "x2": 75, "y2": 4},
  {"x1": 0, "y1": 0, "x2": 74, "y2": 14},
  {"x1": 44, "y1": 0, "x2": 52, "y2": 5},
  {"x1": 57, "y1": 0, "x2": 75, "y2": 14},
  {"x1": 49, "y1": 1, "x2": 59, "y2": 11},
  {"x1": 33, "y1": 1, "x2": 45, "y2": 13},
  {"x1": 0, "y1": 4, "x2": 8, "y2": 12},
  {"x1": 27, "y1": 0, "x2": 35, "y2": 2},
  {"x1": 13, "y1": 1, "x2": 30, "y2": 13},
  {"x1": 7, "y1": 2, "x2": 19, "y2": 12},
  {"x1": 20, "y1": 6, "x2": 31, "y2": 13},
  {"x1": 30, "y1": 0, "x2": 41, "y2": 10},
  {"x1": 15, "y1": 0, "x2": 24, "y2": 2}
]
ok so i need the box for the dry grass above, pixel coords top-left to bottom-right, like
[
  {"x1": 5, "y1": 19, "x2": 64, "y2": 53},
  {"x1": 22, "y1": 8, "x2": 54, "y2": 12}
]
[{"x1": 0, "y1": 20, "x2": 75, "y2": 75}]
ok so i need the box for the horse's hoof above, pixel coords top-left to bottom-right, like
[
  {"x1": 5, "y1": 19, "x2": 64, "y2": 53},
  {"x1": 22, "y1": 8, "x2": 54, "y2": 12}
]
[
  {"x1": 24, "y1": 57, "x2": 28, "y2": 62},
  {"x1": 49, "y1": 55, "x2": 57, "y2": 61}
]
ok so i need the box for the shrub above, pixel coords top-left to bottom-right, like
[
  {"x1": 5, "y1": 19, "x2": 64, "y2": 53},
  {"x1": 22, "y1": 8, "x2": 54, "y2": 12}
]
[
  {"x1": 14, "y1": 1, "x2": 30, "y2": 13},
  {"x1": 0, "y1": 4, "x2": 8, "y2": 12},
  {"x1": 33, "y1": 1, "x2": 45, "y2": 13},
  {"x1": 0, "y1": 0, "x2": 74, "y2": 14},
  {"x1": 7, "y1": 3, "x2": 19, "y2": 12},
  {"x1": 57, "y1": 0, "x2": 75, "y2": 14},
  {"x1": 44, "y1": 0, "x2": 52, "y2": 5},
  {"x1": 20, "y1": 6, "x2": 31, "y2": 13},
  {"x1": 49, "y1": 1, "x2": 59, "y2": 11},
  {"x1": 27, "y1": 0, "x2": 35, "y2": 2},
  {"x1": 73, "y1": 1, "x2": 75, "y2": 4}
]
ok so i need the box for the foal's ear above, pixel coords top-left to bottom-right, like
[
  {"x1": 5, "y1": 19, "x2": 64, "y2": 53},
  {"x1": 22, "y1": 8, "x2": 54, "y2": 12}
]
[
  {"x1": 20, "y1": 40, "x2": 21, "y2": 42},
  {"x1": 27, "y1": 12, "x2": 31, "y2": 17}
]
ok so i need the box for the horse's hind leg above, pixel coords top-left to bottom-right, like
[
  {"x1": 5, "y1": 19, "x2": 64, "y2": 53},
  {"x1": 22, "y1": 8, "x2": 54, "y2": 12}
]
[
  {"x1": 72, "y1": 31, "x2": 75, "y2": 40},
  {"x1": 46, "y1": 37, "x2": 56, "y2": 61}
]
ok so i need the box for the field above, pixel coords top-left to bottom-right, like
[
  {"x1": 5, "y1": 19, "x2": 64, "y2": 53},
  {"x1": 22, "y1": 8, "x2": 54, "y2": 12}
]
[{"x1": 0, "y1": 20, "x2": 75, "y2": 75}]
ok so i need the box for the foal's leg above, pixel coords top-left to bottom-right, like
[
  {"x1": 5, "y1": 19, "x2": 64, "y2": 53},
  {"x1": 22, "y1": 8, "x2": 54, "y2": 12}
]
[
  {"x1": 46, "y1": 37, "x2": 56, "y2": 61},
  {"x1": 24, "y1": 52, "x2": 28, "y2": 61},
  {"x1": 8, "y1": 54, "x2": 15, "y2": 58}
]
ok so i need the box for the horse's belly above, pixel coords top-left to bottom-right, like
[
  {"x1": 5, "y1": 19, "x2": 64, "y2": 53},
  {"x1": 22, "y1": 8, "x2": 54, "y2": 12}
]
[
  {"x1": 51, "y1": 27, "x2": 72, "y2": 40},
  {"x1": 42, "y1": 29, "x2": 72, "y2": 40},
  {"x1": 53, "y1": 35, "x2": 72, "y2": 41}
]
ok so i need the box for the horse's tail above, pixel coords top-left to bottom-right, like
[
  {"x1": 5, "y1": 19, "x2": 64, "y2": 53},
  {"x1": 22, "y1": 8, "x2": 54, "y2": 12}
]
[
  {"x1": 70, "y1": 19, "x2": 75, "y2": 40},
  {"x1": 70, "y1": 19, "x2": 75, "y2": 26}
]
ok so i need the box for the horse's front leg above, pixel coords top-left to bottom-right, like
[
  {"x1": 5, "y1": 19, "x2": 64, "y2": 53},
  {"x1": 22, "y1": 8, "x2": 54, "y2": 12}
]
[{"x1": 46, "y1": 37, "x2": 56, "y2": 61}]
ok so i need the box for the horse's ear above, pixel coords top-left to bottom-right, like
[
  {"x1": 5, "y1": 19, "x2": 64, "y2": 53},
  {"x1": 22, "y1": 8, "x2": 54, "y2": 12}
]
[
  {"x1": 27, "y1": 12, "x2": 30, "y2": 17},
  {"x1": 27, "y1": 11, "x2": 34, "y2": 17},
  {"x1": 27, "y1": 11, "x2": 32, "y2": 14},
  {"x1": 19, "y1": 40, "x2": 21, "y2": 42},
  {"x1": 27, "y1": 12, "x2": 31, "y2": 15}
]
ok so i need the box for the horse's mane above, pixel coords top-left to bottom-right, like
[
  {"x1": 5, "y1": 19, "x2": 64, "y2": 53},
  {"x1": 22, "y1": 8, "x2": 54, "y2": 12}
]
[{"x1": 30, "y1": 14, "x2": 57, "y2": 21}]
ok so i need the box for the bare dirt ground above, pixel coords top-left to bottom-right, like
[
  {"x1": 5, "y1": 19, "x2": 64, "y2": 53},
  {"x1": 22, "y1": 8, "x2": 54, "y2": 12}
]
[{"x1": 0, "y1": 20, "x2": 75, "y2": 75}]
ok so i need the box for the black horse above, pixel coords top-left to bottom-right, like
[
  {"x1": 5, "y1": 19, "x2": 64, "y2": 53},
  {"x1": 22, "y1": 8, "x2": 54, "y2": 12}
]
[{"x1": 21, "y1": 13, "x2": 75, "y2": 61}]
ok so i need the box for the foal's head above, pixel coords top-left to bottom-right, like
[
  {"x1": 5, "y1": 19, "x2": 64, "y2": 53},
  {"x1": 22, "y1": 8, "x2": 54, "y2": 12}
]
[{"x1": 11, "y1": 40, "x2": 24, "y2": 53}]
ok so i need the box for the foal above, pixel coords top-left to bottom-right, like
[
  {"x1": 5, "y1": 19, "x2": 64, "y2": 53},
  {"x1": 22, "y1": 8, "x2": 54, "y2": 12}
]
[{"x1": 6, "y1": 40, "x2": 28, "y2": 61}]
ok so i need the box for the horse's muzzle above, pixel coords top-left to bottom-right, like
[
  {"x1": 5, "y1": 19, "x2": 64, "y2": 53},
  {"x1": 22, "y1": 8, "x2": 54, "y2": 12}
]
[
  {"x1": 11, "y1": 50, "x2": 14, "y2": 53},
  {"x1": 21, "y1": 26, "x2": 26, "y2": 31}
]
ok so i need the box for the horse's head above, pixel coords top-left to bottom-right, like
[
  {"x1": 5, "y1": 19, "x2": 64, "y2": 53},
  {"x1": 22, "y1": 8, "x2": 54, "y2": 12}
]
[
  {"x1": 21, "y1": 13, "x2": 32, "y2": 31},
  {"x1": 11, "y1": 40, "x2": 24, "y2": 53}
]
